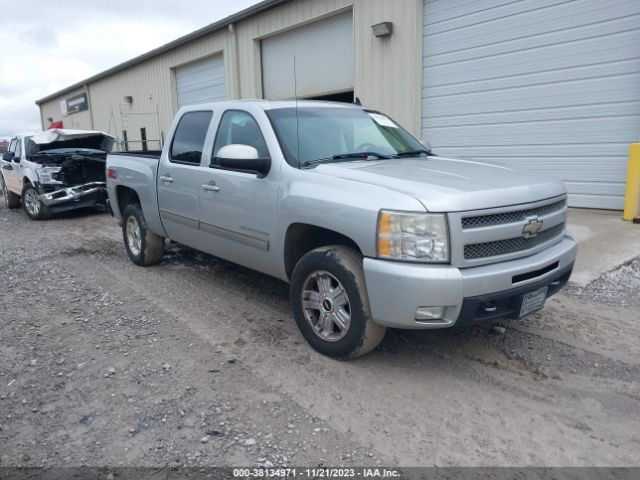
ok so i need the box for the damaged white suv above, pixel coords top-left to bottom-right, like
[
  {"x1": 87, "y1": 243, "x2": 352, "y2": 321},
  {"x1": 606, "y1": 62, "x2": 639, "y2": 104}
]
[{"x1": 0, "y1": 129, "x2": 114, "y2": 220}]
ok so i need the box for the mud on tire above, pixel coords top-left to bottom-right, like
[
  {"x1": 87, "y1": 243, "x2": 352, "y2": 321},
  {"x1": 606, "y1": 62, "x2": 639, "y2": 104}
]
[
  {"x1": 290, "y1": 245, "x2": 386, "y2": 359},
  {"x1": 122, "y1": 203, "x2": 165, "y2": 266}
]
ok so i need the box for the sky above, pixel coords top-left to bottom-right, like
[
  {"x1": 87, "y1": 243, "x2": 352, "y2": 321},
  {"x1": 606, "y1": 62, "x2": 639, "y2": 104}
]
[{"x1": 0, "y1": 0, "x2": 262, "y2": 139}]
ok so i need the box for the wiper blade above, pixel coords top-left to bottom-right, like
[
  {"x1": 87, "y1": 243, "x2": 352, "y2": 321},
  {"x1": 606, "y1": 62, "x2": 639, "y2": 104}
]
[
  {"x1": 394, "y1": 149, "x2": 433, "y2": 157},
  {"x1": 301, "y1": 151, "x2": 393, "y2": 168},
  {"x1": 332, "y1": 151, "x2": 394, "y2": 160}
]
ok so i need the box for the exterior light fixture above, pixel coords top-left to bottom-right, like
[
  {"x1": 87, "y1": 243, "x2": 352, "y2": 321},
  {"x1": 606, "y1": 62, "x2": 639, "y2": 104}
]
[
  {"x1": 372, "y1": 22, "x2": 393, "y2": 37},
  {"x1": 124, "y1": 95, "x2": 133, "y2": 104}
]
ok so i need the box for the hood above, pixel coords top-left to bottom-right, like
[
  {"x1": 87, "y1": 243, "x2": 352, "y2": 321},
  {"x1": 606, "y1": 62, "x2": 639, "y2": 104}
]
[
  {"x1": 312, "y1": 157, "x2": 566, "y2": 212},
  {"x1": 28, "y1": 129, "x2": 114, "y2": 155}
]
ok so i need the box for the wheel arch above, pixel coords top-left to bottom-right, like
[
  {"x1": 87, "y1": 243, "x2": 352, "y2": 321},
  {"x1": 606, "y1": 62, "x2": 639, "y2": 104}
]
[
  {"x1": 115, "y1": 185, "x2": 141, "y2": 217},
  {"x1": 283, "y1": 223, "x2": 363, "y2": 281}
]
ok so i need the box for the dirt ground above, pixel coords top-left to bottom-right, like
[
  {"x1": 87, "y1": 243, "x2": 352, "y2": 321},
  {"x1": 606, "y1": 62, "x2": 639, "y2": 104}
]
[{"x1": 0, "y1": 206, "x2": 639, "y2": 468}]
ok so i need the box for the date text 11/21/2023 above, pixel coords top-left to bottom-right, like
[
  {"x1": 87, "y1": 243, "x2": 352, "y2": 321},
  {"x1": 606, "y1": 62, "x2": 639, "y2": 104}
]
[{"x1": 232, "y1": 467, "x2": 402, "y2": 478}]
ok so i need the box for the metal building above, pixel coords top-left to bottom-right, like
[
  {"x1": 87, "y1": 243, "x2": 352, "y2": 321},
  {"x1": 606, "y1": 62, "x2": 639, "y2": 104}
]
[{"x1": 36, "y1": 0, "x2": 640, "y2": 210}]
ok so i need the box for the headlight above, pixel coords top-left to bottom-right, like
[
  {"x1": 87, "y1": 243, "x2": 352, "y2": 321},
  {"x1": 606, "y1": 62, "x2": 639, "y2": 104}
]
[
  {"x1": 37, "y1": 167, "x2": 62, "y2": 184},
  {"x1": 377, "y1": 210, "x2": 449, "y2": 263}
]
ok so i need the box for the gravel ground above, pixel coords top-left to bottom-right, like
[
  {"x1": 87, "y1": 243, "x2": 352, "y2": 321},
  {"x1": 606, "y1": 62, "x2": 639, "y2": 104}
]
[
  {"x1": 1, "y1": 205, "x2": 639, "y2": 468},
  {"x1": 566, "y1": 258, "x2": 640, "y2": 309}
]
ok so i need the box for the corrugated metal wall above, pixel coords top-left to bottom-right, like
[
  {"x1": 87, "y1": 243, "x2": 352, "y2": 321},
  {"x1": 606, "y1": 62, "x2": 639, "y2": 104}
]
[
  {"x1": 421, "y1": 0, "x2": 640, "y2": 210},
  {"x1": 44, "y1": 29, "x2": 230, "y2": 150},
  {"x1": 175, "y1": 54, "x2": 226, "y2": 107},
  {"x1": 261, "y1": 11, "x2": 354, "y2": 99},
  {"x1": 354, "y1": 0, "x2": 423, "y2": 134},
  {"x1": 39, "y1": 87, "x2": 92, "y2": 131},
  {"x1": 37, "y1": 0, "x2": 423, "y2": 148}
]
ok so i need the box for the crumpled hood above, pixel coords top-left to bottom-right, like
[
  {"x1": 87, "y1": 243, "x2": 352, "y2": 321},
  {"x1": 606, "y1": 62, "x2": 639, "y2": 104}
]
[
  {"x1": 312, "y1": 157, "x2": 566, "y2": 212},
  {"x1": 28, "y1": 129, "x2": 114, "y2": 154}
]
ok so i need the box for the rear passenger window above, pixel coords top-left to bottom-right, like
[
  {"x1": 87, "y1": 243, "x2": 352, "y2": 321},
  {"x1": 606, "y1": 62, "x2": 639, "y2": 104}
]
[{"x1": 170, "y1": 111, "x2": 213, "y2": 165}]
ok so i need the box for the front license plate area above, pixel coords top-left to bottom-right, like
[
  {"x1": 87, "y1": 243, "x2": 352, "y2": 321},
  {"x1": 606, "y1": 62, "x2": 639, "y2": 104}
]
[{"x1": 518, "y1": 286, "x2": 548, "y2": 318}]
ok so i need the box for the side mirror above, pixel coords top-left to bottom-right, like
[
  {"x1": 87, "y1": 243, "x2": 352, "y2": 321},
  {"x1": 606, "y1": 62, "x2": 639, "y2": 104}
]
[
  {"x1": 214, "y1": 144, "x2": 270, "y2": 178},
  {"x1": 2, "y1": 151, "x2": 15, "y2": 162}
]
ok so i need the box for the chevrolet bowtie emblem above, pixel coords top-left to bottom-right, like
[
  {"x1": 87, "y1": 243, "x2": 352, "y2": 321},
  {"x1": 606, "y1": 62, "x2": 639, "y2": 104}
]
[{"x1": 523, "y1": 217, "x2": 544, "y2": 238}]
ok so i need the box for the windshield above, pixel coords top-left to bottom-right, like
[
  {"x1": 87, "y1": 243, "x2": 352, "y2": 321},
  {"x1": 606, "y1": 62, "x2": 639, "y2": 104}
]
[{"x1": 266, "y1": 107, "x2": 426, "y2": 167}]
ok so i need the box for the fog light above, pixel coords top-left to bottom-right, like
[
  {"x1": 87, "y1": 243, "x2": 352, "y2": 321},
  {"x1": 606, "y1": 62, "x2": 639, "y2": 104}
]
[{"x1": 415, "y1": 306, "x2": 446, "y2": 321}]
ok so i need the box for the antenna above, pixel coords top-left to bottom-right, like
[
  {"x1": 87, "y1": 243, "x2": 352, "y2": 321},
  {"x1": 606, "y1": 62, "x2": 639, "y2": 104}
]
[{"x1": 293, "y1": 55, "x2": 300, "y2": 166}]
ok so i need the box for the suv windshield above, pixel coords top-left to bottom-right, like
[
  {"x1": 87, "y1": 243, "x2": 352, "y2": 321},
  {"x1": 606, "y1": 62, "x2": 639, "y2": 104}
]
[{"x1": 266, "y1": 107, "x2": 427, "y2": 167}]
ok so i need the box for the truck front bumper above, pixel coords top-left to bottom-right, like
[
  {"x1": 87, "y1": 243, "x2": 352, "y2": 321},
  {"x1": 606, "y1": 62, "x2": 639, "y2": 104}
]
[
  {"x1": 363, "y1": 234, "x2": 577, "y2": 329},
  {"x1": 39, "y1": 182, "x2": 107, "y2": 210}
]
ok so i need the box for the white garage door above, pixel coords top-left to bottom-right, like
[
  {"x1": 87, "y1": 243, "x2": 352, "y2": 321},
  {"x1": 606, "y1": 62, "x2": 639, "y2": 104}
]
[
  {"x1": 261, "y1": 11, "x2": 354, "y2": 99},
  {"x1": 422, "y1": 0, "x2": 640, "y2": 209},
  {"x1": 176, "y1": 55, "x2": 226, "y2": 108}
]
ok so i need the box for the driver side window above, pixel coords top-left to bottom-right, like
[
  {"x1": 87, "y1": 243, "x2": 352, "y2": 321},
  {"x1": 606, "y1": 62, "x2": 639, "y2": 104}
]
[{"x1": 212, "y1": 111, "x2": 269, "y2": 168}]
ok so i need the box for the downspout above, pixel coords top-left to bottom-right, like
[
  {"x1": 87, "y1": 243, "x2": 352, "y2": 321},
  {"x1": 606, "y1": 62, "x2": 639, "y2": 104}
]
[
  {"x1": 83, "y1": 83, "x2": 96, "y2": 129},
  {"x1": 38, "y1": 104, "x2": 46, "y2": 130},
  {"x1": 228, "y1": 23, "x2": 241, "y2": 99}
]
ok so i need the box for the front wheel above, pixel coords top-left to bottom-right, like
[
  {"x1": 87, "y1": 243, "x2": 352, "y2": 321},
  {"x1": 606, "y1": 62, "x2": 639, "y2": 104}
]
[
  {"x1": 22, "y1": 184, "x2": 51, "y2": 220},
  {"x1": 122, "y1": 203, "x2": 165, "y2": 266},
  {"x1": 290, "y1": 245, "x2": 386, "y2": 359}
]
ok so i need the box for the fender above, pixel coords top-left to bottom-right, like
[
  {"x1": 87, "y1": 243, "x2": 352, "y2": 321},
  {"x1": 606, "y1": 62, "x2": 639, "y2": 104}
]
[{"x1": 21, "y1": 167, "x2": 41, "y2": 192}]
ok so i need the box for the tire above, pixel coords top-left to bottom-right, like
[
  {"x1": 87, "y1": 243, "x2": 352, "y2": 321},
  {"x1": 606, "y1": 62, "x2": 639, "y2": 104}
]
[
  {"x1": 22, "y1": 183, "x2": 52, "y2": 220},
  {"x1": 290, "y1": 245, "x2": 386, "y2": 359},
  {"x1": 122, "y1": 203, "x2": 165, "y2": 266},
  {"x1": 0, "y1": 175, "x2": 21, "y2": 209}
]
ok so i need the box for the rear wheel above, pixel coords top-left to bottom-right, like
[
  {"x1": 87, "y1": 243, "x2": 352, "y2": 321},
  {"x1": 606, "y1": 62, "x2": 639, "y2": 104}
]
[
  {"x1": 122, "y1": 203, "x2": 165, "y2": 266},
  {"x1": 0, "y1": 175, "x2": 21, "y2": 209},
  {"x1": 22, "y1": 184, "x2": 51, "y2": 220},
  {"x1": 290, "y1": 245, "x2": 386, "y2": 359}
]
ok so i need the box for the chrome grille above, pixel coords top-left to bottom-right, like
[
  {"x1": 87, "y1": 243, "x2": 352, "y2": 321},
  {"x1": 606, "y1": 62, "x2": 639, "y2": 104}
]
[
  {"x1": 462, "y1": 200, "x2": 566, "y2": 229},
  {"x1": 464, "y1": 224, "x2": 565, "y2": 260}
]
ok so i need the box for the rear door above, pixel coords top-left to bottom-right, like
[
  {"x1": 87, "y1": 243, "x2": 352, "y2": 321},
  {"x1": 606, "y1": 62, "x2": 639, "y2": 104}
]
[
  {"x1": 197, "y1": 108, "x2": 279, "y2": 275},
  {"x1": 157, "y1": 110, "x2": 213, "y2": 246}
]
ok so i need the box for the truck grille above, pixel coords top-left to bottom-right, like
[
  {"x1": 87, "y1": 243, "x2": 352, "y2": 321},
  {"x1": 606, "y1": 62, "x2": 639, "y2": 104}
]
[
  {"x1": 449, "y1": 196, "x2": 568, "y2": 267},
  {"x1": 464, "y1": 224, "x2": 565, "y2": 260},
  {"x1": 462, "y1": 200, "x2": 566, "y2": 229}
]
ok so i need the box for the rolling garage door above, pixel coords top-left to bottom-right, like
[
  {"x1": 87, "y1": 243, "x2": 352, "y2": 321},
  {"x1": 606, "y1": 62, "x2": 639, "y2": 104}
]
[
  {"x1": 422, "y1": 0, "x2": 640, "y2": 209},
  {"x1": 176, "y1": 55, "x2": 226, "y2": 108},
  {"x1": 261, "y1": 11, "x2": 354, "y2": 99}
]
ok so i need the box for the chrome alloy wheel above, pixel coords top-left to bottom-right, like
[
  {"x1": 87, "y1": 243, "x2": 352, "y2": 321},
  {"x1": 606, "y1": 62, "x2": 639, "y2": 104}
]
[
  {"x1": 24, "y1": 188, "x2": 41, "y2": 216},
  {"x1": 126, "y1": 215, "x2": 142, "y2": 256},
  {"x1": 301, "y1": 270, "x2": 351, "y2": 342}
]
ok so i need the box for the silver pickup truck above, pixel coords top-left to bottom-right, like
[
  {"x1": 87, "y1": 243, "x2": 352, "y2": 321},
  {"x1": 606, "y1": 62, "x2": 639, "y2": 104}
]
[{"x1": 106, "y1": 100, "x2": 577, "y2": 358}]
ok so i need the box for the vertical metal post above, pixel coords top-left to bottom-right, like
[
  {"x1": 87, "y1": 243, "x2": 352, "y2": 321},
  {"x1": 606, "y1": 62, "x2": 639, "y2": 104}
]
[{"x1": 623, "y1": 143, "x2": 640, "y2": 221}]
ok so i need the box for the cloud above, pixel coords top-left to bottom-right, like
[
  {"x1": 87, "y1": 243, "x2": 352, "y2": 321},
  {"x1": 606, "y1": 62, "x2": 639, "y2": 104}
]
[
  {"x1": 25, "y1": 26, "x2": 59, "y2": 48},
  {"x1": 0, "y1": 0, "x2": 262, "y2": 139}
]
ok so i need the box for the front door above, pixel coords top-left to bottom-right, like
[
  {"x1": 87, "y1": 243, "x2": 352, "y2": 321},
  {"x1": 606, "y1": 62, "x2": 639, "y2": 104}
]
[
  {"x1": 2, "y1": 138, "x2": 20, "y2": 193},
  {"x1": 197, "y1": 109, "x2": 279, "y2": 276},
  {"x1": 157, "y1": 110, "x2": 213, "y2": 246}
]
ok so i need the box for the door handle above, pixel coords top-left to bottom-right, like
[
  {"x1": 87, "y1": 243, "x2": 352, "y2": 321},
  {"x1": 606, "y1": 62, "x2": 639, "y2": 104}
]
[
  {"x1": 202, "y1": 183, "x2": 220, "y2": 192},
  {"x1": 1, "y1": 164, "x2": 13, "y2": 171},
  {"x1": 159, "y1": 175, "x2": 173, "y2": 183}
]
